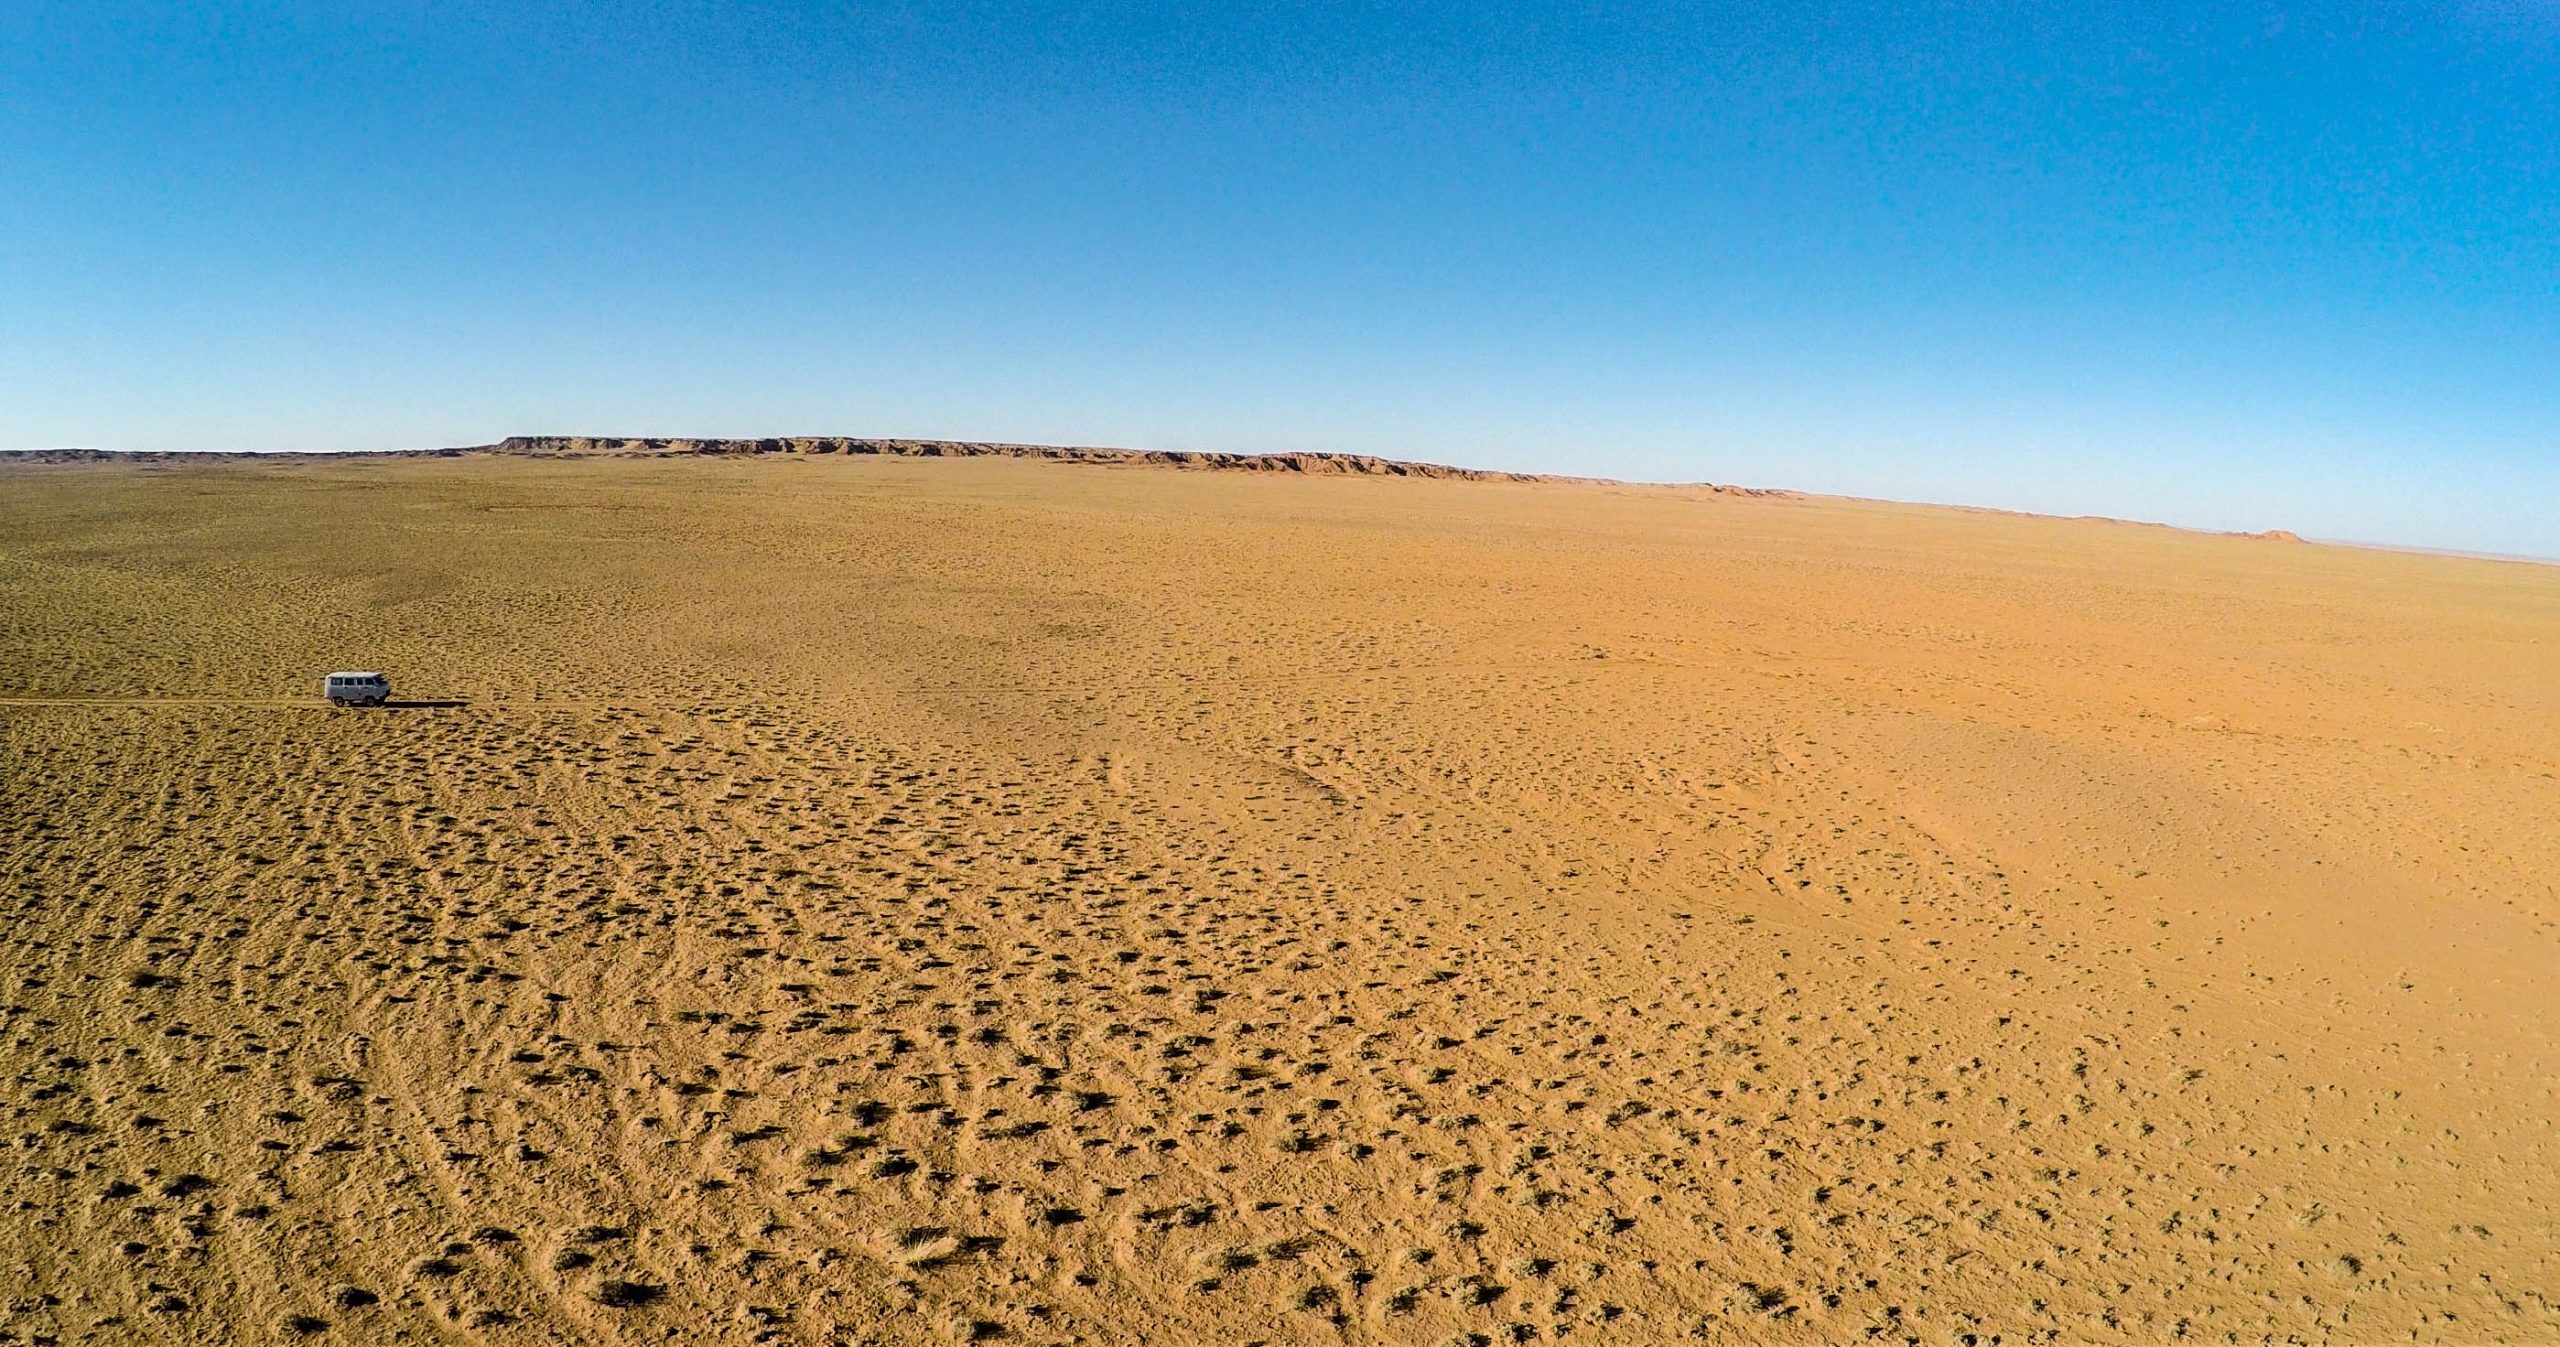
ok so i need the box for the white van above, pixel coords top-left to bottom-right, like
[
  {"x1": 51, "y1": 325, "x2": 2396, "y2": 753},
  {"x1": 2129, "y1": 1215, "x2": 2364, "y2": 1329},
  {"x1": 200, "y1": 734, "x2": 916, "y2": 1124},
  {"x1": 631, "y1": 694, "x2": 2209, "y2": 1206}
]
[{"x1": 323, "y1": 671, "x2": 391, "y2": 706}]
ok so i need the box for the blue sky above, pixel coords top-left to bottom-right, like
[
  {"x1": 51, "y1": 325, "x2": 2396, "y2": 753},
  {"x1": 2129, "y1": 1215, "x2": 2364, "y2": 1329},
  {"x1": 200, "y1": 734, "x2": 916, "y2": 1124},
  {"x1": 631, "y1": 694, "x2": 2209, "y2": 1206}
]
[{"x1": 5, "y1": 3, "x2": 2557, "y2": 554}]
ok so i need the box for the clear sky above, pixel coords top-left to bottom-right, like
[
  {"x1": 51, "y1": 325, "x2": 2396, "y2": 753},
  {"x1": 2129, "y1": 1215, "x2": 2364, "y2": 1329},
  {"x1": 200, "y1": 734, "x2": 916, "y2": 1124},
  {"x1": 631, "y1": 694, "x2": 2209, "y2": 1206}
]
[{"x1": 5, "y1": 3, "x2": 2557, "y2": 555}]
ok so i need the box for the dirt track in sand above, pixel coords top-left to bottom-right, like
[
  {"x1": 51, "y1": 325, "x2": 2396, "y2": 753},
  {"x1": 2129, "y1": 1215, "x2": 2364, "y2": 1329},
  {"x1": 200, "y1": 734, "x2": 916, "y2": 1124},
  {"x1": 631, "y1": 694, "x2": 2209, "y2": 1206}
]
[{"x1": 2, "y1": 453, "x2": 2555, "y2": 1344}]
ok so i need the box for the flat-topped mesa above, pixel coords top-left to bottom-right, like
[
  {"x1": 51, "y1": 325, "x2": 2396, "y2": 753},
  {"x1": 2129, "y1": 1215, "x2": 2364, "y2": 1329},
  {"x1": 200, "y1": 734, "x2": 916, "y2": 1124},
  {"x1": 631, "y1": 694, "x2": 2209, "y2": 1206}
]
[
  {"x1": 483, "y1": 435, "x2": 1573, "y2": 482},
  {"x1": 0, "y1": 436, "x2": 1796, "y2": 497}
]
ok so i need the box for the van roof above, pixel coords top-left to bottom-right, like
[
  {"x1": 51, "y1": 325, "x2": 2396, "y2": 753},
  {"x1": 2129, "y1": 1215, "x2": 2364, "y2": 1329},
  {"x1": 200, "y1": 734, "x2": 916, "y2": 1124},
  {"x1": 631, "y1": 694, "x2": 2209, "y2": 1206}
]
[{"x1": 327, "y1": 671, "x2": 385, "y2": 679}]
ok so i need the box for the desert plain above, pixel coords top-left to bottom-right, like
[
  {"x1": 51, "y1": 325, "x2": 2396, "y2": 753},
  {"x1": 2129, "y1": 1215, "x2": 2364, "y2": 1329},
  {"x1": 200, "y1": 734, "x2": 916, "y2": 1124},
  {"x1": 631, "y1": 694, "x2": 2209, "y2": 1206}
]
[{"x1": 1, "y1": 449, "x2": 2555, "y2": 1346}]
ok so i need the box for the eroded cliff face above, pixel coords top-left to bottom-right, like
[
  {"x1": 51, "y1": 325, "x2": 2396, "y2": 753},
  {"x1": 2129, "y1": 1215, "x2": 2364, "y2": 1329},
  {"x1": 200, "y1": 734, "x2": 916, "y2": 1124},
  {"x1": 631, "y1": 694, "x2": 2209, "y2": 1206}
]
[
  {"x1": 500, "y1": 436, "x2": 1798, "y2": 495},
  {"x1": 482, "y1": 434, "x2": 1570, "y2": 481},
  {"x1": 4, "y1": 435, "x2": 1801, "y2": 496}
]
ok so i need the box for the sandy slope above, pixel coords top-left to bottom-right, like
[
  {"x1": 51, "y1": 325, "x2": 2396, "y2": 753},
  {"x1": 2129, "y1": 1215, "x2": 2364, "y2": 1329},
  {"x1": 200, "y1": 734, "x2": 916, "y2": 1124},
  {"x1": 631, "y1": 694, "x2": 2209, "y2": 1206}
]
[{"x1": 1, "y1": 454, "x2": 2554, "y2": 1346}]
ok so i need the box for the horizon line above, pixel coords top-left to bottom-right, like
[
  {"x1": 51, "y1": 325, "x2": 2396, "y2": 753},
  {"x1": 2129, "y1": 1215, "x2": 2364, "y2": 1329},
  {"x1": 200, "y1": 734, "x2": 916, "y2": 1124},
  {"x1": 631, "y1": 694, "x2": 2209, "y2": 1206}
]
[{"x1": 8, "y1": 436, "x2": 2558, "y2": 569}]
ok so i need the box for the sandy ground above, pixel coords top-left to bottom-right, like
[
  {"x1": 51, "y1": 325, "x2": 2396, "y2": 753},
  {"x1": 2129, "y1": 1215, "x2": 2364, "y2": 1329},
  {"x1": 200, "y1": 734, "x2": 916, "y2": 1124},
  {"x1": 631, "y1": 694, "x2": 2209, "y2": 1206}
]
[{"x1": 1, "y1": 454, "x2": 2555, "y2": 1346}]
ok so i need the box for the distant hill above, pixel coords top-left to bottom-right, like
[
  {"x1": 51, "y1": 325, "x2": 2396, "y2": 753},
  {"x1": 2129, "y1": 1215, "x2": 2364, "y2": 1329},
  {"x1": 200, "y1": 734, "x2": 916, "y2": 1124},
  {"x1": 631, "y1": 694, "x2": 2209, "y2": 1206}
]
[{"x1": 0, "y1": 434, "x2": 1795, "y2": 496}]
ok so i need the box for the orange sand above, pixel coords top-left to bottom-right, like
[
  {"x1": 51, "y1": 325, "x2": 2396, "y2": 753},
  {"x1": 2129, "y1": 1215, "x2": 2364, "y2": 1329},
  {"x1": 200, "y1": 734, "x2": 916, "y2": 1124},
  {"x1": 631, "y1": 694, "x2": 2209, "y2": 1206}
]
[{"x1": 2, "y1": 452, "x2": 2553, "y2": 1344}]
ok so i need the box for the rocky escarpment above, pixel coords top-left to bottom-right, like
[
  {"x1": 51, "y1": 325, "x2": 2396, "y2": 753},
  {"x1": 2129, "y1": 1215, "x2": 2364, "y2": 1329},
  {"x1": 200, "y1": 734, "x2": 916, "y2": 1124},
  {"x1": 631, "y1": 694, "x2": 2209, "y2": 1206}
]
[
  {"x1": 479, "y1": 435, "x2": 1576, "y2": 482},
  {"x1": 0, "y1": 434, "x2": 1797, "y2": 495}
]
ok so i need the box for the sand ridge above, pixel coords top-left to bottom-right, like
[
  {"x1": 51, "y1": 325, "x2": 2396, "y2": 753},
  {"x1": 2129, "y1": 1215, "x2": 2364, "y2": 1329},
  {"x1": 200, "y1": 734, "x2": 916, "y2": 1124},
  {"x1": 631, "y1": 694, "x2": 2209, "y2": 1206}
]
[{"x1": 1, "y1": 454, "x2": 2554, "y2": 1344}]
